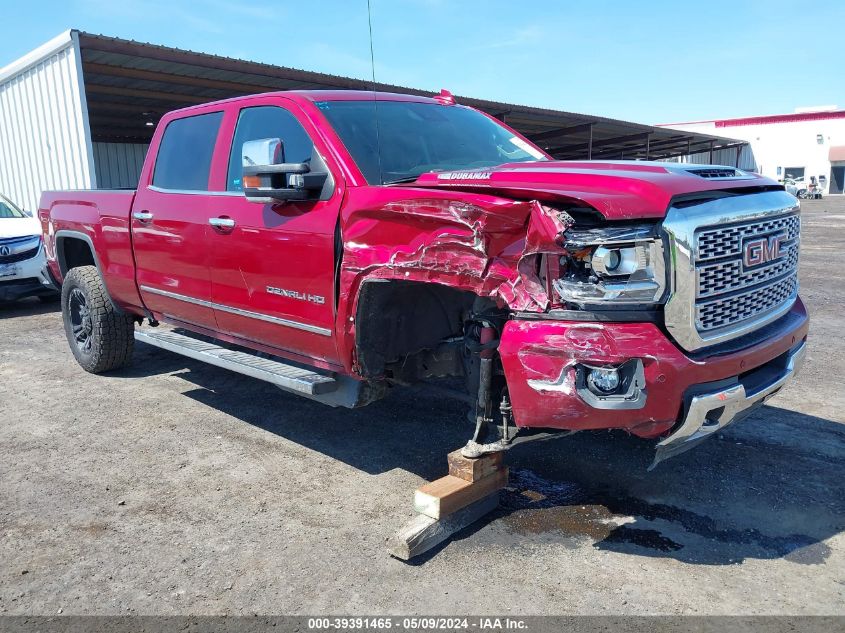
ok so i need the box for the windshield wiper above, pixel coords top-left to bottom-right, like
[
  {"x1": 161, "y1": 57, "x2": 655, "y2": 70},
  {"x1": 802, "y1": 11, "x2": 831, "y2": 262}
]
[{"x1": 383, "y1": 175, "x2": 422, "y2": 185}]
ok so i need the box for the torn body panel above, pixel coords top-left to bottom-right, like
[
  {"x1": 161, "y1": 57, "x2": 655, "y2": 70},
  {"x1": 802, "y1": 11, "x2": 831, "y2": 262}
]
[{"x1": 337, "y1": 187, "x2": 574, "y2": 373}]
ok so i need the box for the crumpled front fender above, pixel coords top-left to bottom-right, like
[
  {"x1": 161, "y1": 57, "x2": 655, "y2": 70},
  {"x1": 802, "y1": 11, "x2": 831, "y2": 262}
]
[{"x1": 339, "y1": 188, "x2": 572, "y2": 316}]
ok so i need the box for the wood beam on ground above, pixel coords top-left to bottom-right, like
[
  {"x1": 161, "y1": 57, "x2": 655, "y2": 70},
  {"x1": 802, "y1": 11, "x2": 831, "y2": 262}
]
[{"x1": 390, "y1": 449, "x2": 508, "y2": 561}]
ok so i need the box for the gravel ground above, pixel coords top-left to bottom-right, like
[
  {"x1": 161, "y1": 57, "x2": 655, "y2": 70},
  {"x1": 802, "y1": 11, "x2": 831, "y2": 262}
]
[{"x1": 1, "y1": 198, "x2": 843, "y2": 616}]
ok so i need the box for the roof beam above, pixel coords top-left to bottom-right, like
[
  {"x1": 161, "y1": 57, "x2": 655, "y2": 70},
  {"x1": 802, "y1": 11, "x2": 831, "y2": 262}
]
[
  {"x1": 83, "y1": 61, "x2": 273, "y2": 94},
  {"x1": 80, "y1": 37, "x2": 426, "y2": 95},
  {"x1": 587, "y1": 138, "x2": 742, "y2": 160},
  {"x1": 90, "y1": 127, "x2": 154, "y2": 141},
  {"x1": 528, "y1": 122, "x2": 595, "y2": 143},
  {"x1": 88, "y1": 114, "x2": 158, "y2": 127},
  {"x1": 87, "y1": 102, "x2": 167, "y2": 116},
  {"x1": 85, "y1": 84, "x2": 210, "y2": 104},
  {"x1": 546, "y1": 131, "x2": 652, "y2": 154}
]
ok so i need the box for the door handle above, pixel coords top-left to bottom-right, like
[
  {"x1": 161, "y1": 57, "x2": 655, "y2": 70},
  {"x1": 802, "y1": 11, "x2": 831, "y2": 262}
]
[
  {"x1": 133, "y1": 211, "x2": 154, "y2": 222},
  {"x1": 209, "y1": 217, "x2": 236, "y2": 229}
]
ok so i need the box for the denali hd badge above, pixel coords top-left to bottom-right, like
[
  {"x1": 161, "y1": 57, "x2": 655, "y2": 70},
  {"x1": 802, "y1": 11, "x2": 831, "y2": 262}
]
[
  {"x1": 743, "y1": 233, "x2": 785, "y2": 269},
  {"x1": 267, "y1": 286, "x2": 325, "y2": 305}
]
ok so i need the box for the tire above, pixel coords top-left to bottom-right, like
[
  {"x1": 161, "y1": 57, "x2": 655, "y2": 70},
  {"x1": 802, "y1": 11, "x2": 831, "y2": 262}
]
[{"x1": 61, "y1": 265, "x2": 134, "y2": 373}]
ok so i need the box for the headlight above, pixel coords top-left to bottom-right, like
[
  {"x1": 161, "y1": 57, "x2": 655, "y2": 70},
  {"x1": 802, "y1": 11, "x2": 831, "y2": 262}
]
[{"x1": 551, "y1": 224, "x2": 667, "y2": 306}]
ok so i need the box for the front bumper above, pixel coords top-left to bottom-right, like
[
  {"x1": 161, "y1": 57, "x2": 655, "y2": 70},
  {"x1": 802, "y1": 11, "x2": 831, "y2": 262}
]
[
  {"x1": 651, "y1": 339, "x2": 805, "y2": 468},
  {"x1": 498, "y1": 297, "x2": 809, "y2": 441}
]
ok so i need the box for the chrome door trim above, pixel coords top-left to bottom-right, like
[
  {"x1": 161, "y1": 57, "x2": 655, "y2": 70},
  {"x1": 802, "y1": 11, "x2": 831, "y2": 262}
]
[
  {"x1": 139, "y1": 285, "x2": 332, "y2": 337},
  {"x1": 147, "y1": 186, "x2": 245, "y2": 197}
]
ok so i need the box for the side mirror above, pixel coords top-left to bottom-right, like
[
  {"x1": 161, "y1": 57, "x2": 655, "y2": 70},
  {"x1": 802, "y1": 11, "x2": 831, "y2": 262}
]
[{"x1": 241, "y1": 137, "x2": 331, "y2": 204}]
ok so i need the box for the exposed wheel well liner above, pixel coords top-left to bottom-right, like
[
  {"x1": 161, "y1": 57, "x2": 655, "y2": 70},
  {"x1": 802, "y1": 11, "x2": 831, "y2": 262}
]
[
  {"x1": 354, "y1": 279, "x2": 480, "y2": 379},
  {"x1": 56, "y1": 233, "x2": 96, "y2": 276}
]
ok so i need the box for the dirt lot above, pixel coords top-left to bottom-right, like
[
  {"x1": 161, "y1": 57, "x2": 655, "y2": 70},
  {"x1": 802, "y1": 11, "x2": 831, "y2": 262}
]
[{"x1": 1, "y1": 198, "x2": 844, "y2": 616}]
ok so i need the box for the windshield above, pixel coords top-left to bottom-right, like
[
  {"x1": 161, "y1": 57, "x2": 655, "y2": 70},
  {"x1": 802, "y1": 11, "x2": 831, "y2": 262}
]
[
  {"x1": 0, "y1": 197, "x2": 26, "y2": 219},
  {"x1": 315, "y1": 100, "x2": 547, "y2": 185}
]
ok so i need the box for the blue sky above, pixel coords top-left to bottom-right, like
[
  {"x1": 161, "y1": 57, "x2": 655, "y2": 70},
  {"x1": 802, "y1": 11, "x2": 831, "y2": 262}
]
[{"x1": 1, "y1": 0, "x2": 842, "y2": 124}]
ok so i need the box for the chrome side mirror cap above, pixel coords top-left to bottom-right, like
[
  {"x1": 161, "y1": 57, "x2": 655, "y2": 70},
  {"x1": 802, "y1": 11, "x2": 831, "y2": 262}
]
[{"x1": 241, "y1": 137, "x2": 332, "y2": 204}]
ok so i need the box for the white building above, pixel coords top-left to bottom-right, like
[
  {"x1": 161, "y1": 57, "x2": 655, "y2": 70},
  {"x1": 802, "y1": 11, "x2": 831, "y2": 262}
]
[{"x1": 658, "y1": 107, "x2": 845, "y2": 195}]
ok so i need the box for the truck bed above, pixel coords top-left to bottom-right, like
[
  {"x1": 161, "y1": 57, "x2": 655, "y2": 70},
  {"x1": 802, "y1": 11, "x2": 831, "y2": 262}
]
[{"x1": 39, "y1": 188, "x2": 141, "y2": 311}]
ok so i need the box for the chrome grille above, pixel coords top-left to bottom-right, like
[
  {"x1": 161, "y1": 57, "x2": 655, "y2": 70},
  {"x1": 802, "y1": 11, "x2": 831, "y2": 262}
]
[
  {"x1": 662, "y1": 190, "x2": 802, "y2": 351},
  {"x1": 0, "y1": 236, "x2": 41, "y2": 264},
  {"x1": 694, "y1": 212, "x2": 800, "y2": 334},
  {"x1": 0, "y1": 246, "x2": 39, "y2": 264},
  {"x1": 698, "y1": 214, "x2": 800, "y2": 261},
  {"x1": 697, "y1": 238, "x2": 799, "y2": 298},
  {"x1": 697, "y1": 275, "x2": 798, "y2": 331}
]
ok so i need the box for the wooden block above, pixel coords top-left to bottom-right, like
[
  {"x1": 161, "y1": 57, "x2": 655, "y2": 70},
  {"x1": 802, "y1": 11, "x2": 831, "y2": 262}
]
[
  {"x1": 389, "y1": 493, "x2": 500, "y2": 561},
  {"x1": 413, "y1": 468, "x2": 508, "y2": 520},
  {"x1": 447, "y1": 449, "x2": 504, "y2": 482}
]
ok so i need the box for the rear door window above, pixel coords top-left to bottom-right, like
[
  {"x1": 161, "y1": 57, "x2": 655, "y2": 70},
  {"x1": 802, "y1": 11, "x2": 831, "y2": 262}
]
[
  {"x1": 227, "y1": 106, "x2": 313, "y2": 191},
  {"x1": 152, "y1": 112, "x2": 223, "y2": 191}
]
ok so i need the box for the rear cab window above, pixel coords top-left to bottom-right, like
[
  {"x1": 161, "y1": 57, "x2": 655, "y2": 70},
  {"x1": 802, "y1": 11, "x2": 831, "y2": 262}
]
[{"x1": 152, "y1": 112, "x2": 224, "y2": 191}]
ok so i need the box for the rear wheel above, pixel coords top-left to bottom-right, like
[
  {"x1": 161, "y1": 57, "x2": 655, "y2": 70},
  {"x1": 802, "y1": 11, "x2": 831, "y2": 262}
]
[{"x1": 61, "y1": 265, "x2": 134, "y2": 373}]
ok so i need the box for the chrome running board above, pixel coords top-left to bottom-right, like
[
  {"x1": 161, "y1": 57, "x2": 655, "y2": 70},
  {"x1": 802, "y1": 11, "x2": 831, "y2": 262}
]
[{"x1": 135, "y1": 329, "x2": 338, "y2": 396}]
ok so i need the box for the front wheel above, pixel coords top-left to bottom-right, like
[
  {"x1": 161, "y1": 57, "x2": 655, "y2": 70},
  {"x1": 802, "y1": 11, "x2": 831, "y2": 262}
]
[{"x1": 61, "y1": 265, "x2": 135, "y2": 373}]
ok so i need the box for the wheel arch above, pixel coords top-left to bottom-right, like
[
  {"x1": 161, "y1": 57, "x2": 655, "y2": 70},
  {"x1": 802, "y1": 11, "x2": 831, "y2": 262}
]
[
  {"x1": 54, "y1": 230, "x2": 100, "y2": 277},
  {"x1": 54, "y1": 230, "x2": 129, "y2": 315}
]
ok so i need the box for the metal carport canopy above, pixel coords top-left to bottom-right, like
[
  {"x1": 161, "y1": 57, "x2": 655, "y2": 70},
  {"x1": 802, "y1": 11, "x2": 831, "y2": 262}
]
[{"x1": 77, "y1": 31, "x2": 746, "y2": 162}]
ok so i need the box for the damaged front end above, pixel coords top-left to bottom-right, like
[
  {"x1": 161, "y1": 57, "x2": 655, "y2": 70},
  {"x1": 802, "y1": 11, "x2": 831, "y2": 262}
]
[
  {"x1": 338, "y1": 187, "x2": 808, "y2": 469},
  {"x1": 338, "y1": 191, "x2": 583, "y2": 453},
  {"x1": 338, "y1": 189, "x2": 675, "y2": 457}
]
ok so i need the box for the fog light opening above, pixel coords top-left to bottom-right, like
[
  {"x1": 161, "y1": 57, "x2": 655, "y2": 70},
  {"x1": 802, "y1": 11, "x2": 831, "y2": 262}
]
[{"x1": 586, "y1": 366, "x2": 621, "y2": 395}]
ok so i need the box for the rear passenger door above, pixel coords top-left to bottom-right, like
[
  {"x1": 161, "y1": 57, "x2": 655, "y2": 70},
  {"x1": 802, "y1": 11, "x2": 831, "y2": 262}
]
[
  {"x1": 132, "y1": 110, "x2": 224, "y2": 331},
  {"x1": 205, "y1": 100, "x2": 342, "y2": 365}
]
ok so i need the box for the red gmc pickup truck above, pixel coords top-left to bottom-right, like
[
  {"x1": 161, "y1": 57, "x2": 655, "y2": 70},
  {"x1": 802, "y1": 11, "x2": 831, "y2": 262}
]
[{"x1": 39, "y1": 90, "x2": 808, "y2": 467}]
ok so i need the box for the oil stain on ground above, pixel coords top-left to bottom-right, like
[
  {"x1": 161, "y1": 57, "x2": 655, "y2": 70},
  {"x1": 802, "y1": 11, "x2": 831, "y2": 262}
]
[{"x1": 499, "y1": 468, "x2": 828, "y2": 564}]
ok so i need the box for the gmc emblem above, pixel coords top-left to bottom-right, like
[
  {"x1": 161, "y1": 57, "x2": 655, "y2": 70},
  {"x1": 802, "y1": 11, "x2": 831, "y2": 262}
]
[{"x1": 743, "y1": 234, "x2": 784, "y2": 269}]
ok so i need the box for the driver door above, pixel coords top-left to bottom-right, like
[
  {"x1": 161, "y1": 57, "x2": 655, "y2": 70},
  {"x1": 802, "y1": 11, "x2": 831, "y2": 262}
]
[{"x1": 205, "y1": 100, "x2": 342, "y2": 365}]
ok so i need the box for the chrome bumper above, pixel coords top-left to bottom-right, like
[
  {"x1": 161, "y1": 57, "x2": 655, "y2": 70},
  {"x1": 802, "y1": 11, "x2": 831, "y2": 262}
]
[{"x1": 650, "y1": 340, "x2": 806, "y2": 469}]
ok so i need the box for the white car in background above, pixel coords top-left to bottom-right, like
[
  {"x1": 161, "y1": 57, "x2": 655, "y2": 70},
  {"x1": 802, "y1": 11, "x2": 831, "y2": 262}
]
[{"x1": 0, "y1": 194, "x2": 58, "y2": 303}]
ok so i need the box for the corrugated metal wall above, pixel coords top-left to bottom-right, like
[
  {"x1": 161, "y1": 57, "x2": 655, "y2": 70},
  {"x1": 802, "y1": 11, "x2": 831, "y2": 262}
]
[
  {"x1": 92, "y1": 143, "x2": 149, "y2": 189},
  {"x1": 0, "y1": 31, "x2": 95, "y2": 213}
]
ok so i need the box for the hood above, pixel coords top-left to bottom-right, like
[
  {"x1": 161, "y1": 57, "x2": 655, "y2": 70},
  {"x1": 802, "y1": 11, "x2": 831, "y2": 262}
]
[
  {"x1": 0, "y1": 216, "x2": 41, "y2": 239},
  {"x1": 412, "y1": 161, "x2": 779, "y2": 220}
]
